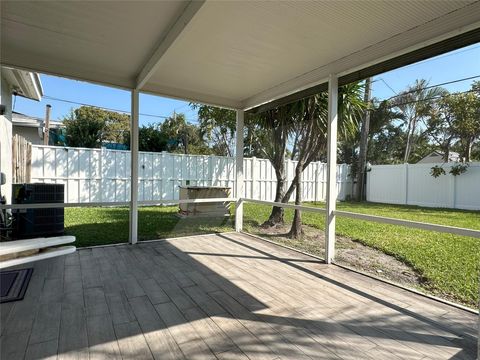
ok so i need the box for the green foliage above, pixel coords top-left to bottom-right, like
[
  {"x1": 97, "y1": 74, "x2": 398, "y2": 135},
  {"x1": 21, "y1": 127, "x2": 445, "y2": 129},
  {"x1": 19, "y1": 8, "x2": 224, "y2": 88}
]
[
  {"x1": 191, "y1": 104, "x2": 268, "y2": 157},
  {"x1": 193, "y1": 104, "x2": 237, "y2": 156},
  {"x1": 63, "y1": 106, "x2": 130, "y2": 148},
  {"x1": 366, "y1": 100, "x2": 406, "y2": 164},
  {"x1": 63, "y1": 109, "x2": 105, "y2": 148},
  {"x1": 449, "y1": 162, "x2": 469, "y2": 176},
  {"x1": 441, "y1": 90, "x2": 480, "y2": 162},
  {"x1": 159, "y1": 113, "x2": 211, "y2": 155},
  {"x1": 126, "y1": 124, "x2": 169, "y2": 152},
  {"x1": 420, "y1": 81, "x2": 480, "y2": 163},
  {"x1": 430, "y1": 165, "x2": 446, "y2": 178},
  {"x1": 391, "y1": 79, "x2": 448, "y2": 163}
]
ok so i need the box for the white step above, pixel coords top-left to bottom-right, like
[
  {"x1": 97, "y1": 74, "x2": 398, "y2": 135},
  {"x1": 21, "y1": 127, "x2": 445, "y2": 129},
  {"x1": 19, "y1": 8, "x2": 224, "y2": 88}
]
[
  {"x1": 0, "y1": 236, "x2": 75, "y2": 256},
  {"x1": 0, "y1": 245, "x2": 76, "y2": 269}
]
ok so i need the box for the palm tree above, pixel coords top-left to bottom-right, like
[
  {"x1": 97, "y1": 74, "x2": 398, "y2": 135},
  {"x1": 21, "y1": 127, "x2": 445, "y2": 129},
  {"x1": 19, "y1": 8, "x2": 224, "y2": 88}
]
[
  {"x1": 391, "y1": 79, "x2": 447, "y2": 163},
  {"x1": 254, "y1": 105, "x2": 297, "y2": 227},
  {"x1": 286, "y1": 82, "x2": 366, "y2": 238}
]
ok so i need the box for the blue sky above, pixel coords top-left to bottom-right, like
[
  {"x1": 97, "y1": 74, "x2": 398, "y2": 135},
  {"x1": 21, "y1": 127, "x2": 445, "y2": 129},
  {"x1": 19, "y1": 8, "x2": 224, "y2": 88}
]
[{"x1": 13, "y1": 43, "x2": 480, "y2": 127}]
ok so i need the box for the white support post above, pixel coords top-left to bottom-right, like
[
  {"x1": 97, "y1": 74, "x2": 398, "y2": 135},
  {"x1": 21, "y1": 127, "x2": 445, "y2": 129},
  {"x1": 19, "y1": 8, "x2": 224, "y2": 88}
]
[
  {"x1": 235, "y1": 110, "x2": 244, "y2": 232},
  {"x1": 129, "y1": 89, "x2": 139, "y2": 244},
  {"x1": 325, "y1": 74, "x2": 338, "y2": 264}
]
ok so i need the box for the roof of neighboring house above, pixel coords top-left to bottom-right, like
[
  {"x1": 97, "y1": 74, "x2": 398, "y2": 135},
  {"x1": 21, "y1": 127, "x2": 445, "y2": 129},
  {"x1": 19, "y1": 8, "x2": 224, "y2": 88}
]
[
  {"x1": 12, "y1": 111, "x2": 63, "y2": 129},
  {"x1": 417, "y1": 151, "x2": 460, "y2": 164},
  {"x1": 2, "y1": 67, "x2": 43, "y2": 101}
]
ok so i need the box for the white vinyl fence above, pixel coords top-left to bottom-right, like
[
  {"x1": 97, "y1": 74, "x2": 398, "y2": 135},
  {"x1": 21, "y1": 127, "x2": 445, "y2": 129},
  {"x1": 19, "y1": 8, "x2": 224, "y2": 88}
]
[
  {"x1": 367, "y1": 163, "x2": 480, "y2": 210},
  {"x1": 30, "y1": 145, "x2": 352, "y2": 204}
]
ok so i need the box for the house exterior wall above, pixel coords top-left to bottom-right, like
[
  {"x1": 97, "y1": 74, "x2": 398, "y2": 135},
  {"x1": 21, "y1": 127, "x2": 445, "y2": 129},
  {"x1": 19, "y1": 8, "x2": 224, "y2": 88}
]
[
  {"x1": 13, "y1": 126, "x2": 43, "y2": 145},
  {"x1": 0, "y1": 76, "x2": 13, "y2": 203}
]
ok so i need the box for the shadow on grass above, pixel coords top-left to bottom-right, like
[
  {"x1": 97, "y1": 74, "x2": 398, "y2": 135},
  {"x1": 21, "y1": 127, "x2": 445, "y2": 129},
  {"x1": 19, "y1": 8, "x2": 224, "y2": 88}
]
[{"x1": 65, "y1": 207, "x2": 234, "y2": 247}]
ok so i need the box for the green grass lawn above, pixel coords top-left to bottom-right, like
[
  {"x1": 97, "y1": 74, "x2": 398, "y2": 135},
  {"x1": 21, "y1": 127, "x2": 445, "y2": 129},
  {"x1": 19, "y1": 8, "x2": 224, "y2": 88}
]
[
  {"x1": 243, "y1": 202, "x2": 480, "y2": 307},
  {"x1": 65, "y1": 202, "x2": 480, "y2": 307},
  {"x1": 64, "y1": 206, "x2": 233, "y2": 247}
]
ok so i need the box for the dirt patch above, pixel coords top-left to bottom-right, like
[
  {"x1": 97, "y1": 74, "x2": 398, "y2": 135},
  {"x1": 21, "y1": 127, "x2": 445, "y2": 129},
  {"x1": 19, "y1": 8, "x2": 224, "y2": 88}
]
[{"x1": 249, "y1": 223, "x2": 425, "y2": 289}]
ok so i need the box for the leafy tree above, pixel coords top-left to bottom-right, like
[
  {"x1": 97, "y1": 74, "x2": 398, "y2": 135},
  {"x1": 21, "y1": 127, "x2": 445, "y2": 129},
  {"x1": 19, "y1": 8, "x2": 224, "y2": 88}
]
[
  {"x1": 424, "y1": 95, "x2": 457, "y2": 162},
  {"x1": 424, "y1": 82, "x2": 480, "y2": 163},
  {"x1": 365, "y1": 100, "x2": 406, "y2": 164},
  {"x1": 391, "y1": 79, "x2": 447, "y2": 163},
  {"x1": 139, "y1": 125, "x2": 168, "y2": 152},
  {"x1": 193, "y1": 105, "x2": 236, "y2": 156},
  {"x1": 63, "y1": 106, "x2": 130, "y2": 148},
  {"x1": 160, "y1": 113, "x2": 211, "y2": 154},
  {"x1": 124, "y1": 124, "x2": 168, "y2": 152},
  {"x1": 472, "y1": 143, "x2": 480, "y2": 161},
  {"x1": 367, "y1": 124, "x2": 405, "y2": 164},
  {"x1": 448, "y1": 91, "x2": 480, "y2": 162},
  {"x1": 192, "y1": 104, "x2": 267, "y2": 157},
  {"x1": 63, "y1": 109, "x2": 105, "y2": 148}
]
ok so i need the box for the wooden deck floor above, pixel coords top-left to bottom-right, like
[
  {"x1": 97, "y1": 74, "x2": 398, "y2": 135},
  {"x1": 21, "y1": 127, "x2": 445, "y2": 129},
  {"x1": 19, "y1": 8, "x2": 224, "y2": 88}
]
[{"x1": 0, "y1": 232, "x2": 477, "y2": 359}]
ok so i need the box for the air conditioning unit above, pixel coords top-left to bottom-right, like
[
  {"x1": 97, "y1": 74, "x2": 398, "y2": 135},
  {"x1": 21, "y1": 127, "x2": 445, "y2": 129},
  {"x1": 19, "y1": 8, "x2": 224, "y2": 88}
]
[{"x1": 12, "y1": 183, "x2": 64, "y2": 239}]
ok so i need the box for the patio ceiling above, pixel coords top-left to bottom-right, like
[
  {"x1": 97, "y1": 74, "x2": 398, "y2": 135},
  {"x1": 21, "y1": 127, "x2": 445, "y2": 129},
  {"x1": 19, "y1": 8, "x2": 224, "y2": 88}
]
[{"x1": 2, "y1": 0, "x2": 480, "y2": 109}]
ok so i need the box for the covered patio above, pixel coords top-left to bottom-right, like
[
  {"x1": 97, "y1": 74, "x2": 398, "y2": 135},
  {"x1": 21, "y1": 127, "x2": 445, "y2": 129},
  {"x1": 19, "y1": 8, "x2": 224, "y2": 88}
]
[
  {"x1": 1, "y1": 1, "x2": 480, "y2": 359},
  {"x1": 1, "y1": 232, "x2": 478, "y2": 359}
]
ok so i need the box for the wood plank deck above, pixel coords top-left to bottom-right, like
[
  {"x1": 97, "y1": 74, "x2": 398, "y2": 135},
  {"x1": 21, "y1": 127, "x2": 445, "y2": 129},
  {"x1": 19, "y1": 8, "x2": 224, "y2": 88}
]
[{"x1": 0, "y1": 232, "x2": 477, "y2": 359}]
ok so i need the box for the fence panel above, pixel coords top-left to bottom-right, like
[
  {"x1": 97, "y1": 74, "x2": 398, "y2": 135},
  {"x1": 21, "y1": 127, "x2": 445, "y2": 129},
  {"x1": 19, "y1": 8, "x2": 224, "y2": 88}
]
[
  {"x1": 29, "y1": 145, "x2": 352, "y2": 204},
  {"x1": 367, "y1": 163, "x2": 480, "y2": 210}
]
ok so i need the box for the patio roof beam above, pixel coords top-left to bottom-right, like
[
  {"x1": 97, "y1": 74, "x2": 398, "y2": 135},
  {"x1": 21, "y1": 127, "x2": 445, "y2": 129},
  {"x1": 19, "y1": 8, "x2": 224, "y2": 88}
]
[{"x1": 135, "y1": 1, "x2": 205, "y2": 90}]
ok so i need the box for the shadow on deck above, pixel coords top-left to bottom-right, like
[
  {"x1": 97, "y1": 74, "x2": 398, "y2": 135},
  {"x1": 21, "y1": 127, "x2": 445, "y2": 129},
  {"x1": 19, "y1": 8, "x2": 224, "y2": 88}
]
[{"x1": 0, "y1": 232, "x2": 477, "y2": 359}]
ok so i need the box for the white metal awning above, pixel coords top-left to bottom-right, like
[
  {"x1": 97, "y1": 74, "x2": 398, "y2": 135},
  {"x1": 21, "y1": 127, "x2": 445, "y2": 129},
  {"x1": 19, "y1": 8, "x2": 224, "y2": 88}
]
[{"x1": 2, "y1": 1, "x2": 479, "y2": 109}]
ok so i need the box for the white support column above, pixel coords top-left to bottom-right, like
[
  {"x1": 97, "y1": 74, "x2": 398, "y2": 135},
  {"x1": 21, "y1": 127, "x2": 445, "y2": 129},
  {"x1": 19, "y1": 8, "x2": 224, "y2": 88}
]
[
  {"x1": 325, "y1": 74, "x2": 338, "y2": 264},
  {"x1": 235, "y1": 110, "x2": 244, "y2": 232},
  {"x1": 129, "y1": 89, "x2": 139, "y2": 244}
]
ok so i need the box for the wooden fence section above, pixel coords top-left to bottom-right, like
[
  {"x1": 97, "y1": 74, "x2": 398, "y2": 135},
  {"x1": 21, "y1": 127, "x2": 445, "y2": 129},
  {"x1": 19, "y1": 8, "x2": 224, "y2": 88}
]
[
  {"x1": 367, "y1": 163, "x2": 480, "y2": 210},
  {"x1": 30, "y1": 145, "x2": 352, "y2": 203},
  {"x1": 12, "y1": 134, "x2": 32, "y2": 183}
]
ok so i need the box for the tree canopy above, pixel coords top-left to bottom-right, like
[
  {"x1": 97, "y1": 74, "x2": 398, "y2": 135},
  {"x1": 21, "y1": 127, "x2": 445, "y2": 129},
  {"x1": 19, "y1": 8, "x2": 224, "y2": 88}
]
[{"x1": 63, "y1": 106, "x2": 130, "y2": 148}]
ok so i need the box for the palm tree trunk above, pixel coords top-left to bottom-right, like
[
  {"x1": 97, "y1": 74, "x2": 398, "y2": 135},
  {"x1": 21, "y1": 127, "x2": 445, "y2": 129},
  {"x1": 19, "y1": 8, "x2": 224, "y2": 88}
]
[
  {"x1": 404, "y1": 120, "x2": 413, "y2": 163},
  {"x1": 288, "y1": 163, "x2": 303, "y2": 239},
  {"x1": 262, "y1": 168, "x2": 286, "y2": 227},
  {"x1": 355, "y1": 77, "x2": 371, "y2": 201}
]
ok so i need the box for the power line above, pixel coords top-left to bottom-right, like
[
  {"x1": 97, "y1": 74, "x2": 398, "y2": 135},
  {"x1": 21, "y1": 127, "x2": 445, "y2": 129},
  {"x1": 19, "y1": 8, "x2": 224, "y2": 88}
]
[
  {"x1": 174, "y1": 103, "x2": 191, "y2": 112},
  {"x1": 378, "y1": 78, "x2": 397, "y2": 95},
  {"x1": 42, "y1": 95, "x2": 199, "y2": 123},
  {"x1": 384, "y1": 74, "x2": 480, "y2": 102},
  {"x1": 385, "y1": 89, "x2": 477, "y2": 108}
]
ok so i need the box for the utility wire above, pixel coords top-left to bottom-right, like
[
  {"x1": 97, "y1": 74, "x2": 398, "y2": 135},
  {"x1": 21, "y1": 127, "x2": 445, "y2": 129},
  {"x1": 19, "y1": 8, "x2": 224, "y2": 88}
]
[
  {"x1": 384, "y1": 75, "x2": 480, "y2": 102},
  {"x1": 378, "y1": 78, "x2": 397, "y2": 95},
  {"x1": 40, "y1": 74, "x2": 480, "y2": 117},
  {"x1": 42, "y1": 95, "x2": 199, "y2": 123},
  {"x1": 385, "y1": 89, "x2": 477, "y2": 108}
]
